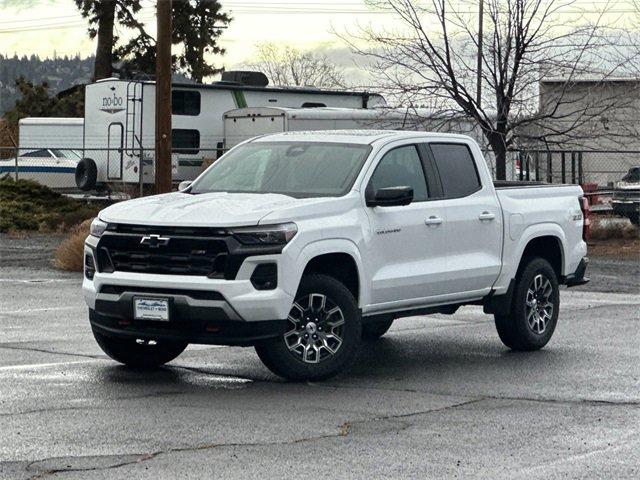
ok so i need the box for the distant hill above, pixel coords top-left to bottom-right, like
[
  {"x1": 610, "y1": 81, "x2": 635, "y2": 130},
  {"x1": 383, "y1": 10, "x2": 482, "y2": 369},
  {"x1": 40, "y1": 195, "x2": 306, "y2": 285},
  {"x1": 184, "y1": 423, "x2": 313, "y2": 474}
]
[{"x1": 0, "y1": 54, "x2": 94, "y2": 115}]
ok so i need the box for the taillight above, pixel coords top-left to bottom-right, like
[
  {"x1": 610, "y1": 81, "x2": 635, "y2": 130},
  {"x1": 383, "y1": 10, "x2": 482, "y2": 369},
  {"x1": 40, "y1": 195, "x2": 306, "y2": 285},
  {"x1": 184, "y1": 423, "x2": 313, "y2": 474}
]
[{"x1": 580, "y1": 196, "x2": 590, "y2": 241}]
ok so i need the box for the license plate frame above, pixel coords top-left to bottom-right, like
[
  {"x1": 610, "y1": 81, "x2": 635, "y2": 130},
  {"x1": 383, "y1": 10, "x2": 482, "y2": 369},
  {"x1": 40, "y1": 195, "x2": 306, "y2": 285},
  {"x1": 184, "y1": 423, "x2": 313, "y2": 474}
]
[{"x1": 133, "y1": 296, "x2": 170, "y2": 322}]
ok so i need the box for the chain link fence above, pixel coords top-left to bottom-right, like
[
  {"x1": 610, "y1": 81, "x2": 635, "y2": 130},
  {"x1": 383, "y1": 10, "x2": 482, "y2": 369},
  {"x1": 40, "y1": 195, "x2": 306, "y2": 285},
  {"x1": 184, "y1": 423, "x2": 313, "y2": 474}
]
[
  {"x1": 2, "y1": 145, "x2": 636, "y2": 199},
  {"x1": 512, "y1": 149, "x2": 639, "y2": 187}
]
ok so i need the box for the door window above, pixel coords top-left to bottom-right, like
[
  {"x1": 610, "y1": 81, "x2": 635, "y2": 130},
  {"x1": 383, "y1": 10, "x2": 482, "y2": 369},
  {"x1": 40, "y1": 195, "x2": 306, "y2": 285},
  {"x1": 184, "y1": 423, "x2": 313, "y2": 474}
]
[
  {"x1": 429, "y1": 143, "x2": 481, "y2": 198},
  {"x1": 369, "y1": 145, "x2": 428, "y2": 201}
]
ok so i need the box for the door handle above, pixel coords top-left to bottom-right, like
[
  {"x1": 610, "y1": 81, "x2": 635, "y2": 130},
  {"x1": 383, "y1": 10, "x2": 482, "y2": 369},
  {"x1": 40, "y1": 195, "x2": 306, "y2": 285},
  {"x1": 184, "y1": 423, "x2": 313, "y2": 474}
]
[
  {"x1": 478, "y1": 211, "x2": 496, "y2": 221},
  {"x1": 425, "y1": 216, "x2": 443, "y2": 226}
]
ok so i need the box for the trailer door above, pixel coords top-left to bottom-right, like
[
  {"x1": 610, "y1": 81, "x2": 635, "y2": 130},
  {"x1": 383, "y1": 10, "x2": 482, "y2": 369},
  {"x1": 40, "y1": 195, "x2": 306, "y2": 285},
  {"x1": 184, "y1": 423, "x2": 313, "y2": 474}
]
[{"x1": 107, "y1": 123, "x2": 124, "y2": 180}]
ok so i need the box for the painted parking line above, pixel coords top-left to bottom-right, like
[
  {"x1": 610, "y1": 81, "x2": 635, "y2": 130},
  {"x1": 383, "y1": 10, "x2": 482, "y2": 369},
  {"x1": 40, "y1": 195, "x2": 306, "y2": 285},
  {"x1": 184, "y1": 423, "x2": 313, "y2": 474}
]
[
  {"x1": 0, "y1": 306, "x2": 83, "y2": 315},
  {"x1": 0, "y1": 358, "x2": 108, "y2": 372}
]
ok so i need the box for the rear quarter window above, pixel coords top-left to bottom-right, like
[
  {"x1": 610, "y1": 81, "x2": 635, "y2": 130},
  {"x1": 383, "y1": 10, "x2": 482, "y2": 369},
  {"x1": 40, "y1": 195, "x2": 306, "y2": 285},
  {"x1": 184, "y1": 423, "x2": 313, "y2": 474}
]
[{"x1": 429, "y1": 143, "x2": 481, "y2": 198}]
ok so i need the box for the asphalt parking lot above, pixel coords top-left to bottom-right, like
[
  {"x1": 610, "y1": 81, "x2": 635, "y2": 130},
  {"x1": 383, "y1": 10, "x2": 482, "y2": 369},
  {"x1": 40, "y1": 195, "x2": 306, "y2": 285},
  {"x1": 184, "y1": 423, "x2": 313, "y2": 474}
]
[{"x1": 0, "y1": 234, "x2": 638, "y2": 479}]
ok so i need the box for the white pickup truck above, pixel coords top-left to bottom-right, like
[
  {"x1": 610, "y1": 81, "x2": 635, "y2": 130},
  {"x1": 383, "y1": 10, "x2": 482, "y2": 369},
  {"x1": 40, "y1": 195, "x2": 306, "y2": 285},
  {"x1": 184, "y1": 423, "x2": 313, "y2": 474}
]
[{"x1": 83, "y1": 131, "x2": 589, "y2": 380}]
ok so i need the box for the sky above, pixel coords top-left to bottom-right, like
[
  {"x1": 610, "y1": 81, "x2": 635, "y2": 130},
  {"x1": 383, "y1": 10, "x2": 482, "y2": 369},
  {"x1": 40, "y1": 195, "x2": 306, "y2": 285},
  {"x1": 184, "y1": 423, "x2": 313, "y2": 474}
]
[{"x1": 0, "y1": 0, "x2": 638, "y2": 77}]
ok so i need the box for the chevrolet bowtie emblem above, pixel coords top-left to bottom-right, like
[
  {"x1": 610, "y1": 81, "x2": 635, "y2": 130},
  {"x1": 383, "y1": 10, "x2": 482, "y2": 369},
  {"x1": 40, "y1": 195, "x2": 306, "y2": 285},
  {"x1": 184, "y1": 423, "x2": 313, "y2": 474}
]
[{"x1": 140, "y1": 234, "x2": 170, "y2": 248}]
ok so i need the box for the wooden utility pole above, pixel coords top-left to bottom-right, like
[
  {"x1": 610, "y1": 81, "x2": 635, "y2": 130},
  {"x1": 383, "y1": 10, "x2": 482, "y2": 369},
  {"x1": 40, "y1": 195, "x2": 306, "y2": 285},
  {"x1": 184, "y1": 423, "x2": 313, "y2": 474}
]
[
  {"x1": 155, "y1": 0, "x2": 172, "y2": 194},
  {"x1": 476, "y1": 0, "x2": 484, "y2": 106}
]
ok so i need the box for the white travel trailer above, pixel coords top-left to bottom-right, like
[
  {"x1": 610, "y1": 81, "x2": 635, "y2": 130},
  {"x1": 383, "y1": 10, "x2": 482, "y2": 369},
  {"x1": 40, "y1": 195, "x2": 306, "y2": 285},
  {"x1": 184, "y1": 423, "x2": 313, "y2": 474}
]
[
  {"x1": 19, "y1": 117, "x2": 84, "y2": 152},
  {"x1": 77, "y1": 74, "x2": 385, "y2": 190},
  {"x1": 222, "y1": 106, "x2": 521, "y2": 178},
  {"x1": 223, "y1": 107, "x2": 487, "y2": 148}
]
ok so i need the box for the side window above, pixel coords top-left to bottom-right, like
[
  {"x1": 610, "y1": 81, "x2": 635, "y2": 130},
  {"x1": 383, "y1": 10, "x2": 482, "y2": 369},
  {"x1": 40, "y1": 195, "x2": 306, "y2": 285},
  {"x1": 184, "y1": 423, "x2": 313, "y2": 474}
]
[
  {"x1": 429, "y1": 143, "x2": 481, "y2": 198},
  {"x1": 369, "y1": 145, "x2": 428, "y2": 202},
  {"x1": 21, "y1": 149, "x2": 52, "y2": 158},
  {"x1": 172, "y1": 129, "x2": 200, "y2": 154},
  {"x1": 172, "y1": 90, "x2": 201, "y2": 116}
]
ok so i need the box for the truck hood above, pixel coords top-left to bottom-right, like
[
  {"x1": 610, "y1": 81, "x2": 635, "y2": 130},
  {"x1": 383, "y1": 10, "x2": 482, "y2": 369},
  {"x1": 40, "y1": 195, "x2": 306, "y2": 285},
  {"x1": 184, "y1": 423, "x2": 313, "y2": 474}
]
[{"x1": 99, "y1": 191, "x2": 308, "y2": 227}]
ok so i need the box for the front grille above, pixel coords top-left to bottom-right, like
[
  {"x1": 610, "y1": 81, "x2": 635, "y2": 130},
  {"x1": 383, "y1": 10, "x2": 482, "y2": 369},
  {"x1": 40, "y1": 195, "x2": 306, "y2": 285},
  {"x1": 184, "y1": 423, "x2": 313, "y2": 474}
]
[{"x1": 96, "y1": 224, "x2": 230, "y2": 277}]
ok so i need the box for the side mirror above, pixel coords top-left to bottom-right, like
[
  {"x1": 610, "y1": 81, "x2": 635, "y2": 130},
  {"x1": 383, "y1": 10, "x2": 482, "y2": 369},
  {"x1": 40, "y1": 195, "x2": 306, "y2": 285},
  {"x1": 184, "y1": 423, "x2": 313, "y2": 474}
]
[
  {"x1": 178, "y1": 181, "x2": 192, "y2": 191},
  {"x1": 366, "y1": 185, "x2": 414, "y2": 207}
]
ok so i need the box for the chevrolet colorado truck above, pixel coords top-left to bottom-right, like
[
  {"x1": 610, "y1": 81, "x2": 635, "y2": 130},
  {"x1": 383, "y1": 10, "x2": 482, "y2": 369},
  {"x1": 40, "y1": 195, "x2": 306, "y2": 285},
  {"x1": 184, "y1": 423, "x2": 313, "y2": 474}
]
[{"x1": 84, "y1": 131, "x2": 589, "y2": 381}]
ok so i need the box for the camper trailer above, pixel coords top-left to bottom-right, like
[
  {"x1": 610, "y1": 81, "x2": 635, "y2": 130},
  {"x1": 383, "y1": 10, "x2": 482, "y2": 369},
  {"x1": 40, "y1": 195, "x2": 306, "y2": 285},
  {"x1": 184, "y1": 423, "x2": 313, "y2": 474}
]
[
  {"x1": 221, "y1": 106, "x2": 526, "y2": 179},
  {"x1": 77, "y1": 73, "x2": 385, "y2": 190},
  {"x1": 222, "y1": 107, "x2": 485, "y2": 148}
]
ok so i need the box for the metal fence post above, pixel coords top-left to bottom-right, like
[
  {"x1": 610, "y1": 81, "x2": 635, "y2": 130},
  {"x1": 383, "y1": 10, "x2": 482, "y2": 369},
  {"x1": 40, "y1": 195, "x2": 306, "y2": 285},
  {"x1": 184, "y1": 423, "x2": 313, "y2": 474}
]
[
  {"x1": 546, "y1": 151, "x2": 552, "y2": 183},
  {"x1": 561, "y1": 152, "x2": 566, "y2": 184},
  {"x1": 534, "y1": 151, "x2": 540, "y2": 181},
  {"x1": 14, "y1": 147, "x2": 18, "y2": 181},
  {"x1": 578, "y1": 152, "x2": 584, "y2": 184},
  {"x1": 571, "y1": 152, "x2": 576, "y2": 184}
]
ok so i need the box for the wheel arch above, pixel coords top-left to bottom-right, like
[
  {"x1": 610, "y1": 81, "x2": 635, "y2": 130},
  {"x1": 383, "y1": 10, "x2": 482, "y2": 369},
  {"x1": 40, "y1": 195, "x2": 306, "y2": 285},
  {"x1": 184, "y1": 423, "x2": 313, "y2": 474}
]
[
  {"x1": 294, "y1": 239, "x2": 364, "y2": 306},
  {"x1": 518, "y1": 234, "x2": 564, "y2": 280}
]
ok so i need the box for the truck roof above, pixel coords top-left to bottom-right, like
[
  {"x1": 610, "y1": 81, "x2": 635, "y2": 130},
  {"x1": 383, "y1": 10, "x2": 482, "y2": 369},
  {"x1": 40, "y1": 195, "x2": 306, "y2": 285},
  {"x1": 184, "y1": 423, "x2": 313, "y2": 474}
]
[{"x1": 250, "y1": 130, "x2": 475, "y2": 145}]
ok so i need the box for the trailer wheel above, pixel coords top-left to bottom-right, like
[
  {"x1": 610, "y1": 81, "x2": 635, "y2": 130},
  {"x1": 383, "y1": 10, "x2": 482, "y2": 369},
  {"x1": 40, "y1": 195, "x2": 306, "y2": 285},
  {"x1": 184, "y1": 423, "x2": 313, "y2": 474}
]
[{"x1": 76, "y1": 158, "x2": 97, "y2": 191}]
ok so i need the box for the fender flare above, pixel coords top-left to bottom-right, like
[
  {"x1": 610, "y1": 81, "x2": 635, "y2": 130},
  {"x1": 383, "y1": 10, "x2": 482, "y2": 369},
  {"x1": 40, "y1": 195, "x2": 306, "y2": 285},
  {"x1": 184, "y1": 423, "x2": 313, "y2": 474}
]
[{"x1": 292, "y1": 238, "x2": 367, "y2": 307}]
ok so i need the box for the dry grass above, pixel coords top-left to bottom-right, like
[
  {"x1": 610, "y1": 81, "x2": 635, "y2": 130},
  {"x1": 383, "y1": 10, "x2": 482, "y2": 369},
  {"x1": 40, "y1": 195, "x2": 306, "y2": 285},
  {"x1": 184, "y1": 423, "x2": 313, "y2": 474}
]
[
  {"x1": 53, "y1": 218, "x2": 92, "y2": 271},
  {"x1": 590, "y1": 217, "x2": 639, "y2": 241}
]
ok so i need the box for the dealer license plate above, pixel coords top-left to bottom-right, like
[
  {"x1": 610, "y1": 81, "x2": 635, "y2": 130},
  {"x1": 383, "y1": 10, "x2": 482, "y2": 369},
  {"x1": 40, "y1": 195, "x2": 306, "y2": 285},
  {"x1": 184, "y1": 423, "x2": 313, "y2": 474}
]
[{"x1": 133, "y1": 297, "x2": 170, "y2": 321}]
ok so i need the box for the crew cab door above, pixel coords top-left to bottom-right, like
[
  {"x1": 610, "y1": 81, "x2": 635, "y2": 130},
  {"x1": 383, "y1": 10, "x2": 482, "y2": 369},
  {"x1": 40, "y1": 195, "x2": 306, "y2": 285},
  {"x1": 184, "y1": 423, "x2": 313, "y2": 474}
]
[
  {"x1": 364, "y1": 144, "x2": 449, "y2": 308},
  {"x1": 424, "y1": 142, "x2": 503, "y2": 295}
]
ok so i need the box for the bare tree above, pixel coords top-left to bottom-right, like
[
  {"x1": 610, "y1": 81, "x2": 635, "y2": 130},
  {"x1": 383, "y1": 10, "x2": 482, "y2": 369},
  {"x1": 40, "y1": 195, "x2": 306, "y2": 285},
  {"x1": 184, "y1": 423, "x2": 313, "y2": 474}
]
[
  {"x1": 248, "y1": 43, "x2": 345, "y2": 88},
  {"x1": 346, "y1": 0, "x2": 637, "y2": 179}
]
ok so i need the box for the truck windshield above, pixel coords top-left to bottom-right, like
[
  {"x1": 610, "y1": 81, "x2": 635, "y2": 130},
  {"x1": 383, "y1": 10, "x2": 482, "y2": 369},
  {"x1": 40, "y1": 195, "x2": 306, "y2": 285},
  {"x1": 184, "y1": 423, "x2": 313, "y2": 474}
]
[{"x1": 190, "y1": 142, "x2": 371, "y2": 197}]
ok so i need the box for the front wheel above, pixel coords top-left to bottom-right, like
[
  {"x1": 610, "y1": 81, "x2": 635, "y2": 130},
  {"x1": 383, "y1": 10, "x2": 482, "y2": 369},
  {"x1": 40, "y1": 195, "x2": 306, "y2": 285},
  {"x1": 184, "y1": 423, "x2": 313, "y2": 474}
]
[
  {"x1": 255, "y1": 274, "x2": 361, "y2": 381},
  {"x1": 494, "y1": 257, "x2": 560, "y2": 351},
  {"x1": 92, "y1": 328, "x2": 188, "y2": 368}
]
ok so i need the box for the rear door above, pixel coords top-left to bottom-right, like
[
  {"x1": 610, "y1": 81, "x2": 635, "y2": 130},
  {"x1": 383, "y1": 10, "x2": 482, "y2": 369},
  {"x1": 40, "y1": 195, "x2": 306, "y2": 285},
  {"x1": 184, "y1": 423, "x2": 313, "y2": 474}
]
[
  {"x1": 365, "y1": 143, "x2": 449, "y2": 308},
  {"x1": 426, "y1": 142, "x2": 503, "y2": 295}
]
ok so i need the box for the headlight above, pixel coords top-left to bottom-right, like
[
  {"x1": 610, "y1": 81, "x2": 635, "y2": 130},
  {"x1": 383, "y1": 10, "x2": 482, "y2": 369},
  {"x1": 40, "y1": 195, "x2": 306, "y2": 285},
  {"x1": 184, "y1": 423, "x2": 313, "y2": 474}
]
[
  {"x1": 231, "y1": 223, "x2": 297, "y2": 246},
  {"x1": 90, "y1": 218, "x2": 108, "y2": 238}
]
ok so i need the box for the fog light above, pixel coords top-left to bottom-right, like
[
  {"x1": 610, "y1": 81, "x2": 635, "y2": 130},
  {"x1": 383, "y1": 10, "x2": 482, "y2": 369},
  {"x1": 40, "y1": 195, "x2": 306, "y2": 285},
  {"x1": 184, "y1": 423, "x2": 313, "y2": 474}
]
[
  {"x1": 250, "y1": 263, "x2": 277, "y2": 290},
  {"x1": 84, "y1": 253, "x2": 95, "y2": 280}
]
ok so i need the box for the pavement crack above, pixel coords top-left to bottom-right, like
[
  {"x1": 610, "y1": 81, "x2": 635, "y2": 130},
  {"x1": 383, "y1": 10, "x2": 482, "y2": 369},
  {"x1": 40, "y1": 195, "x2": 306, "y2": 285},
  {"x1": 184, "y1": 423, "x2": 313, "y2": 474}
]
[{"x1": 24, "y1": 425, "x2": 357, "y2": 478}]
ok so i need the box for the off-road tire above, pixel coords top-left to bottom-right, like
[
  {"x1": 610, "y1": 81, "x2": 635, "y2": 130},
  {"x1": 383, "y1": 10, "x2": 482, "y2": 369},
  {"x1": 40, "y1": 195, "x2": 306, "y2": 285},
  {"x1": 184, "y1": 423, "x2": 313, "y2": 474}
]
[
  {"x1": 494, "y1": 257, "x2": 560, "y2": 351},
  {"x1": 92, "y1": 328, "x2": 188, "y2": 368},
  {"x1": 255, "y1": 274, "x2": 361, "y2": 381}
]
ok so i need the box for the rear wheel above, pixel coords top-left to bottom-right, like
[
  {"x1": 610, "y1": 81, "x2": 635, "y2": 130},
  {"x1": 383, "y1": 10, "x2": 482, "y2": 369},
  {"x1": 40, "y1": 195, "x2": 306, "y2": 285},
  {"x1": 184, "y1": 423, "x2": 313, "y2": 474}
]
[
  {"x1": 92, "y1": 328, "x2": 187, "y2": 368},
  {"x1": 362, "y1": 317, "x2": 394, "y2": 340},
  {"x1": 494, "y1": 257, "x2": 560, "y2": 351},
  {"x1": 255, "y1": 274, "x2": 361, "y2": 381}
]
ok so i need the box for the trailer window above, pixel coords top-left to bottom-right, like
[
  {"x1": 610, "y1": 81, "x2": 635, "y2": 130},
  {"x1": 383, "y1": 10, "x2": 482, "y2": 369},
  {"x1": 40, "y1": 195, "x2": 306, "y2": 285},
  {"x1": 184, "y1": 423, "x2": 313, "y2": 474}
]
[
  {"x1": 172, "y1": 129, "x2": 200, "y2": 154},
  {"x1": 172, "y1": 90, "x2": 201, "y2": 116}
]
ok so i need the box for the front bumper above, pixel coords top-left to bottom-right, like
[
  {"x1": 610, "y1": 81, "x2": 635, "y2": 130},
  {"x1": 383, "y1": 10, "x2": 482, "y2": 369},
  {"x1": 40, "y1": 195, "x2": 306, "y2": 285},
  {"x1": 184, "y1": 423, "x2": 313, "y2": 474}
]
[
  {"x1": 90, "y1": 309, "x2": 287, "y2": 346},
  {"x1": 612, "y1": 200, "x2": 640, "y2": 215}
]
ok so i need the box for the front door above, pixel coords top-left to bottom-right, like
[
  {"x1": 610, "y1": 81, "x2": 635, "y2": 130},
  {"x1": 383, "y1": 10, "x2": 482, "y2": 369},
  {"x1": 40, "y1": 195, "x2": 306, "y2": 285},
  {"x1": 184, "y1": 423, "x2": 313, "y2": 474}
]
[
  {"x1": 107, "y1": 123, "x2": 124, "y2": 180},
  {"x1": 365, "y1": 144, "x2": 449, "y2": 309}
]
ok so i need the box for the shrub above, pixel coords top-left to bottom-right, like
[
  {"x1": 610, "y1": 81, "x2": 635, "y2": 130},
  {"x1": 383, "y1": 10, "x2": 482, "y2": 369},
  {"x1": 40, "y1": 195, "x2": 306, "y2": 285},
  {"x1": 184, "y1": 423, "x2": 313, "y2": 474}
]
[
  {"x1": 0, "y1": 177, "x2": 100, "y2": 232},
  {"x1": 590, "y1": 217, "x2": 639, "y2": 241},
  {"x1": 53, "y1": 218, "x2": 92, "y2": 272}
]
